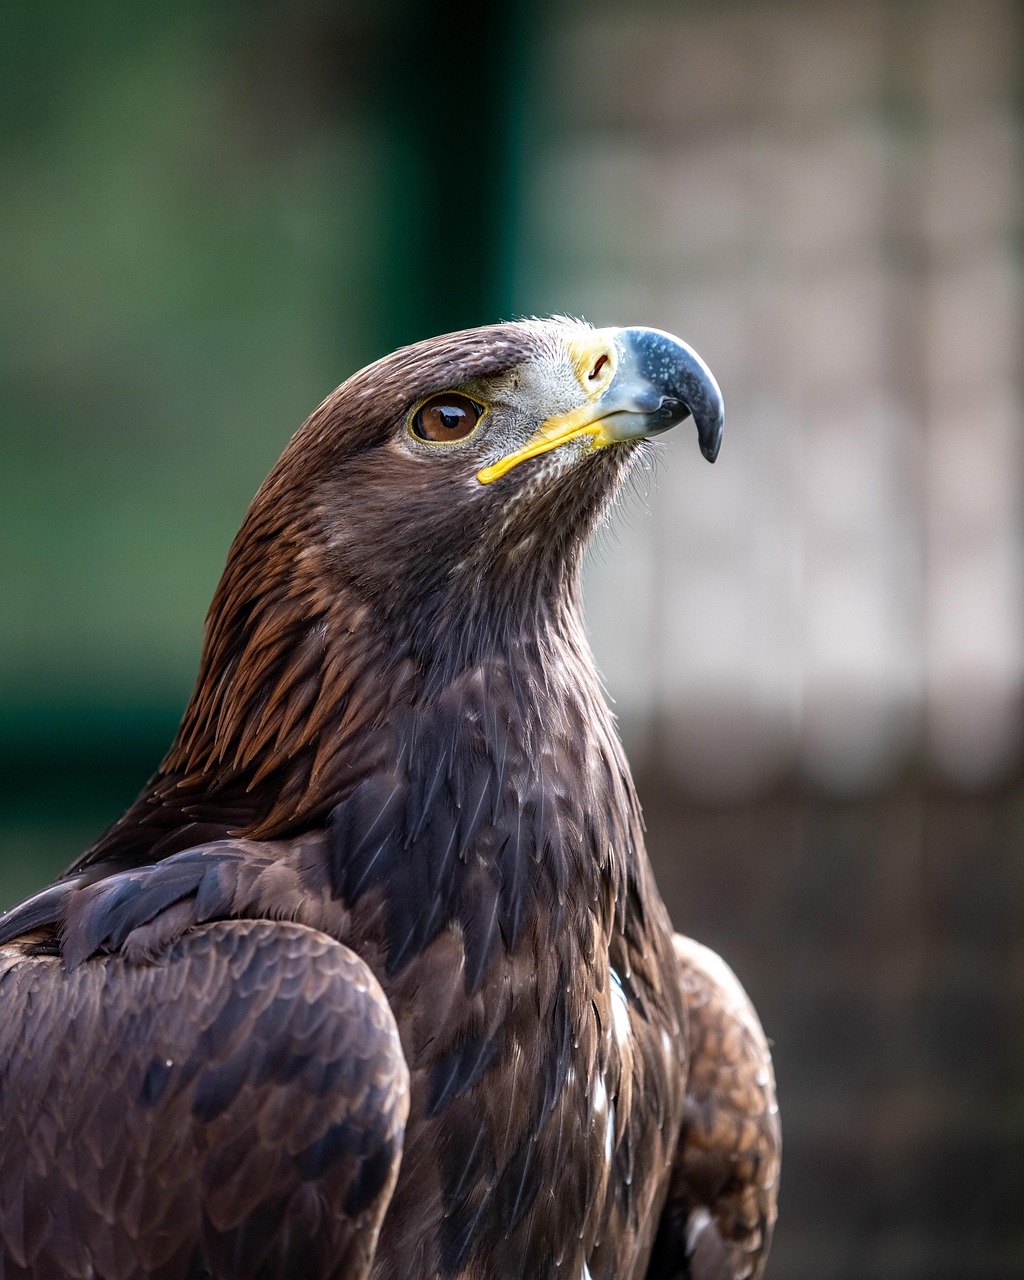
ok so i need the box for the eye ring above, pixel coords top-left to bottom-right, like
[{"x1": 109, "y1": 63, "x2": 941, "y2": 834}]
[{"x1": 409, "y1": 393, "x2": 486, "y2": 444}]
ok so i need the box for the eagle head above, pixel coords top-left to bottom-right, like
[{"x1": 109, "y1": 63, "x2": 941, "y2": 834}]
[
  {"x1": 258, "y1": 317, "x2": 723, "y2": 645},
  {"x1": 94, "y1": 317, "x2": 723, "y2": 854}
]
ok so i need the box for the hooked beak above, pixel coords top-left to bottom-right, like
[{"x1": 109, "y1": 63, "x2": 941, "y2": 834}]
[{"x1": 477, "y1": 326, "x2": 724, "y2": 485}]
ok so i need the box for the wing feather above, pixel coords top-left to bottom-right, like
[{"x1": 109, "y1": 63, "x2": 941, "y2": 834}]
[
  {"x1": 0, "y1": 919, "x2": 409, "y2": 1280},
  {"x1": 646, "y1": 935, "x2": 780, "y2": 1280}
]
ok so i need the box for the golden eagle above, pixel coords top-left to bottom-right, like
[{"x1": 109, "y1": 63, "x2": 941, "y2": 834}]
[{"x1": 0, "y1": 319, "x2": 779, "y2": 1280}]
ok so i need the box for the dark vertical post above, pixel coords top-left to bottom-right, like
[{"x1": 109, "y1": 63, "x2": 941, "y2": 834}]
[{"x1": 377, "y1": 0, "x2": 528, "y2": 347}]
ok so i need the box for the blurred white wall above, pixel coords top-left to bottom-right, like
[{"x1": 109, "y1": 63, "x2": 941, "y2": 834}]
[{"x1": 518, "y1": 0, "x2": 1022, "y2": 796}]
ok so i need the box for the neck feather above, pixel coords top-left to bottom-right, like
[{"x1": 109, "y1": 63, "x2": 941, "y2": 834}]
[{"x1": 82, "y1": 505, "x2": 638, "y2": 887}]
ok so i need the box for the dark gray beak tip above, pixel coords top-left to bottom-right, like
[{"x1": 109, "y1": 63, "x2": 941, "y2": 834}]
[{"x1": 698, "y1": 412, "x2": 724, "y2": 463}]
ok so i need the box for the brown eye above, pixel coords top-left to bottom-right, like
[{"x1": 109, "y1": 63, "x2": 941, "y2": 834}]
[{"x1": 411, "y1": 393, "x2": 484, "y2": 443}]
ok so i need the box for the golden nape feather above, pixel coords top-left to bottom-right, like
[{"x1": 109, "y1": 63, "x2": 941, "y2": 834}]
[{"x1": 0, "y1": 318, "x2": 777, "y2": 1280}]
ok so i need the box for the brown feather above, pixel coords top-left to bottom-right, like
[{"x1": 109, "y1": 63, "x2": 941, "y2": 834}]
[
  {"x1": 646, "y1": 936, "x2": 781, "y2": 1280},
  {"x1": 1, "y1": 920, "x2": 407, "y2": 1280}
]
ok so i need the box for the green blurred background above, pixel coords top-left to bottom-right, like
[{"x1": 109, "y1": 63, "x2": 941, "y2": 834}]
[
  {"x1": 0, "y1": 0, "x2": 527, "y2": 889},
  {"x1": 2, "y1": 1, "x2": 1022, "y2": 1277}
]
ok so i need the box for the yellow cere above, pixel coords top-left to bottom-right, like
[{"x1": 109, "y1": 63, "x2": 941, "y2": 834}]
[{"x1": 476, "y1": 331, "x2": 619, "y2": 486}]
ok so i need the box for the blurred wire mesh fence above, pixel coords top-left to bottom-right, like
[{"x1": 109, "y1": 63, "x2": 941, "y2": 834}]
[{"x1": 527, "y1": 0, "x2": 1023, "y2": 799}]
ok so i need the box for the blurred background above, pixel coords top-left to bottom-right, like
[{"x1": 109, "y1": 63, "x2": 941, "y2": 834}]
[{"x1": 1, "y1": 0, "x2": 1021, "y2": 1275}]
